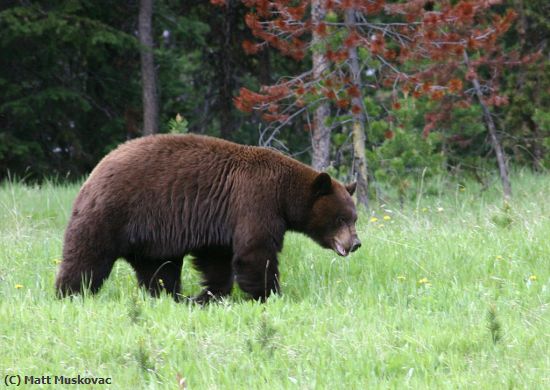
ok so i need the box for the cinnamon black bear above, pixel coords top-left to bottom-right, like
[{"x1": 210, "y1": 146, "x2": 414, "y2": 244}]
[{"x1": 56, "y1": 134, "x2": 361, "y2": 302}]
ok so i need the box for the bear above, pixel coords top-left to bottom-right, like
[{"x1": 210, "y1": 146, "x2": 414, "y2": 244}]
[{"x1": 55, "y1": 134, "x2": 361, "y2": 303}]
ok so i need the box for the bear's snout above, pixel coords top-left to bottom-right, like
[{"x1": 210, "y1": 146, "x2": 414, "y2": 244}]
[
  {"x1": 331, "y1": 233, "x2": 361, "y2": 257},
  {"x1": 350, "y1": 238, "x2": 361, "y2": 253}
]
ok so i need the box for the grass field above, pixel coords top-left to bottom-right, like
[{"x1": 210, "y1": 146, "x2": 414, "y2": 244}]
[{"x1": 0, "y1": 171, "x2": 549, "y2": 389}]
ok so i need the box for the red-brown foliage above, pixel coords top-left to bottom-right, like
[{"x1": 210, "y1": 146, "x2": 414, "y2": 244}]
[{"x1": 212, "y1": 0, "x2": 535, "y2": 135}]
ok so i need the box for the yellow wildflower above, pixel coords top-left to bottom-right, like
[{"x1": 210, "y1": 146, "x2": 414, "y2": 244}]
[
  {"x1": 418, "y1": 277, "x2": 429, "y2": 285},
  {"x1": 158, "y1": 278, "x2": 165, "y2": 287},
  {"x1": 370, "y1": 217, "x2": 378, "y2": 223},
  {"x1": 383, "y1": 215, "x2": 391, "y2": 221},
  {"x1": 52, "y1": 259, "x2": 62, "y2": 264},
  {"x1": 495, "y1": 255, "x2": 503, "y2": 261},
  {"x1": 422, "y1": 207, "x2": 428, "y2": 212},
  {"x1": 397, "y1": 275, "x2": 406, "y2": 281},
  {"x1": 15, "y1": 284, "x2": 23, "y2": 289},
  {"x1": 529, "y1": 275, "x2": 537, "y2": 281}
]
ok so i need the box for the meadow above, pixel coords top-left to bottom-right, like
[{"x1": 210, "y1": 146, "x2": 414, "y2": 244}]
[{"x1": 0, "y1": 171, "x2": 548, "y2": 389}]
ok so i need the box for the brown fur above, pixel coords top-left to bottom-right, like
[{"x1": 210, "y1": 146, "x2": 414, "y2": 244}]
[{"x1": 55, "y1": 134, "x2": 360, "y2": 302}]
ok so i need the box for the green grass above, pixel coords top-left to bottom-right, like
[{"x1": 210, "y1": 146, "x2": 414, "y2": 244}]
[{"x1": 0, "y1": 172, "x2": 549, "y2": 389}]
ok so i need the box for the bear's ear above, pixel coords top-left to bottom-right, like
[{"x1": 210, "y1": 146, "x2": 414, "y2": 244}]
[
  {"x1": 312, "y1": 172, "x2": 332, "y2": 197},
  {"x1": 346, "y1": 182, "x2": 357, "y2": 196}
]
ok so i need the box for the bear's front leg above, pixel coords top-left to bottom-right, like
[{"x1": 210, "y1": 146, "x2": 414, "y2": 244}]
[
  {"x1": 190, "y1": 246, "x2": 234, "y2": 304},
  {"x1": 233, "y1": 246, "x2": 280, "y2": 301}
]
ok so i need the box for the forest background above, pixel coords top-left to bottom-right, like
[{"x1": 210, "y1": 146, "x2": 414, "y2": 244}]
[{"x1": 0, "y1": 0, "x2": 549, "y2": 205}]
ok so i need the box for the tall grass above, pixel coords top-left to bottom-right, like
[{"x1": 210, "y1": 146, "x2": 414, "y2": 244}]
[{"x1": 0, "y1": 171, "x2": 548, "y2": 389}]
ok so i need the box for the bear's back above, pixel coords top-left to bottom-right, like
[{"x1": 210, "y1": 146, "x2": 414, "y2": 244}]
[{"x1": 71, "y1": 134, "x2": 307, "y2": 256}]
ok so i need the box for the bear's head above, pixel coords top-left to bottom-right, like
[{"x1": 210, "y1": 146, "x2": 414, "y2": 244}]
[{"x1": 306, "y1": 173, "x2": 361, "y2": 257}]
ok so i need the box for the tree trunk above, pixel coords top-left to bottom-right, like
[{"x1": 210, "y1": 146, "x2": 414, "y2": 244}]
[
  {"x1": 514, "y1": 0, "x2": 543, "y2": 171},
  {"x1": 345, "y1": 8, "x2": 368, "y2": 209},
  {"x1": 311, "y1": 0, "x2": 331, "y2": 171},
  {"x1": 529, "y1": 117, "x2": 543, "y2": 172},
  {"x1": 139, "y1": 0, "x2": 159, "y2": 135},
  {"x1": 463, "y1": 51, "x2": 511, "y2": 200},
  {"x1": 219, "y1": 0, "x2": 237, "y2": 140}
]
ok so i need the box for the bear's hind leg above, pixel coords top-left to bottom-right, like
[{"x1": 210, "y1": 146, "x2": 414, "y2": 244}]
[
  {"x1": 55, "y1": 255, "x2": 116, "y2": 297},
  {"x1": 129, "y1": 256, "x2": 183, "y2": 301},
  {"x1": 191, "y1": 246, "x2": 234, "y2": 304},
  {"x1": 57, "y1": 219, "x2": 119, "y2": 297}
]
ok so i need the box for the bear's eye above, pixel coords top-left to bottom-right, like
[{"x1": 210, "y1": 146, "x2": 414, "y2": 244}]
[{"x1": 337, "y1": 217, "x2": 347, "y2": 226}]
